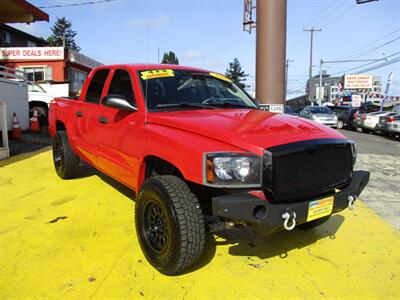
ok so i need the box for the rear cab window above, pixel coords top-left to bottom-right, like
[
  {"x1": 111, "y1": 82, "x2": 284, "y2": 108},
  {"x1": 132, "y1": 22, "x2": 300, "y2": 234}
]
[
  {"x1": 85, "y1": 69, "x2": 110, "y2": 104},
  {"x1": 107, "y1": 69, "x2": 136, "y2": 106}
]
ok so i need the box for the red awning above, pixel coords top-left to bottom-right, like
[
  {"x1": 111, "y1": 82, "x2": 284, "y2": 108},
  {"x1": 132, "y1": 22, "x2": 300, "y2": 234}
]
[{"x1": 0, "y1": 0, "x2": 49, "y2": 23}]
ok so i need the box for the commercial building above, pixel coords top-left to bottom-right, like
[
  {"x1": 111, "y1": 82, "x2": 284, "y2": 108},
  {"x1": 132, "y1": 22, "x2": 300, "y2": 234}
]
[
  {"x1": 0, "y1": 24, "x2": 102, "y2": 95},
  {"x1": 306, "y1": 72, "x2": 382, "y2": 103}
]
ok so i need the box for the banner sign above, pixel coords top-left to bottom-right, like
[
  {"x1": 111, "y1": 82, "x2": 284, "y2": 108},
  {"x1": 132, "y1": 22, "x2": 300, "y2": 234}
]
[
  {"x1": 381, "y1": 72, "x2": 394, "y2": 111},
  {"x1": 0, "y1": 47, "x2": 64, "y2": 60},
  {"x1": 344, "y1": 74, "x2": 373, "y2": 89}
]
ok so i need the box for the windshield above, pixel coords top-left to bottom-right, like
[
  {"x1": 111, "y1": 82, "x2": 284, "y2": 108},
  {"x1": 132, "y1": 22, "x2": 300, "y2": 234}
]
[
  {"x1": 310, "y1": 107, "x2": 332, "y2": 114},
  {"x1": 138, "y1": 69, "x2": 257, "y2": 111},
  {"x1": 28, "y1": 82, "x2": 46, "y2": 93}
]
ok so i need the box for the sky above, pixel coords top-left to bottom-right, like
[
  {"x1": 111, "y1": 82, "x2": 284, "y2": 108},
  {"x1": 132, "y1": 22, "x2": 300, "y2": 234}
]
[{"x1": 11, "y1": 0, "x2": 400, "y2": 98}]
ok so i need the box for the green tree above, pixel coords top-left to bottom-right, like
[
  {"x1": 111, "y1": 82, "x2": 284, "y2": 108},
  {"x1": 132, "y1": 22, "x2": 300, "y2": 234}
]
[
  {"x1": 225, "y1": 58, "x2": 248, "y2": 89},
  {"x1": 47, "y1": 17, "x2": 81, "y2": 52},
  {"x1": 161, "y1": 51, "x2": 179, "y2": 65}
]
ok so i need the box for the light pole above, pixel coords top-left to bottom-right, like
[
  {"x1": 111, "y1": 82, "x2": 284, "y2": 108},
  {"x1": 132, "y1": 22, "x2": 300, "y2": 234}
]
[{"x1": 285, "y1": 59, "x2": 293, "y2": 100}]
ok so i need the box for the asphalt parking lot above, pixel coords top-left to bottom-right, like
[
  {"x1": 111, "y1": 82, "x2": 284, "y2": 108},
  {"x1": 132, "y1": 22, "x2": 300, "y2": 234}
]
[
  {"x1": 0, "y1": 130, "x2": 399, "y2": 299},
  {"x1": 338, "y1": 129, "x2": 400, "y2": 229}
]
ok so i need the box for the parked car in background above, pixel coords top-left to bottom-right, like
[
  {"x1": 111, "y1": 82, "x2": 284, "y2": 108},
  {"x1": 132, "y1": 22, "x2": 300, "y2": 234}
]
[
  {"x1": 354, "y1": 104, "x2": 391, "y2": 132},
  {"x1": 361, "y1": 111, "x2": 391, "y2": 133},
  {"x1": 284, "y1": 105, "x2": 297, "y2": 116},
  {"x1": 375, "y1": 114, "x2": 400, "y2": 136},
  {"x1": 388, "y1": 115, "x2": 400, "y2": 138},
  {"x1": 331, "y1": 106, "x2": 358, "y2": 129},
  {"x1": 361, "y1": 106, "x2": 400, "y2": 133},
  {"x1": 28, "y1": 82, "x2": 56, "y2": 125},
  {"x1": 299, "y1": 106, "x2": 338, "y2": 128}
]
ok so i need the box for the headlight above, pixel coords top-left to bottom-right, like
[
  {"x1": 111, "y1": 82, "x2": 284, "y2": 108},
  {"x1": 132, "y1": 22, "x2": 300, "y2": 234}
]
[
  {"x1": 349, "y1": 141, "x2": 357, "y2": 165},
  {"x1": 204, "y1": 153, "x2": 262, "y2": 187},
  {"x1": 311, "y1": 115, "x2": 318, "y2": 120}
]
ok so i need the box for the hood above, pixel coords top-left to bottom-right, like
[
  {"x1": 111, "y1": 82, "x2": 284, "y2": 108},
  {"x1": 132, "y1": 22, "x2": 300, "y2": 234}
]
[{"x1": 147, "y1": 109, "x2": 345, "y2": 155}]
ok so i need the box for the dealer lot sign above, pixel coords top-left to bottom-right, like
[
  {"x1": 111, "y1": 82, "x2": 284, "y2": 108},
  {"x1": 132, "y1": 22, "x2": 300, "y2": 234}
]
[
  {"x1": 0, "y1": 47, "x2": 64, "y2": 61},
  {"x1": 344, "y1": 74, "x2": 373, "y2": 89}
]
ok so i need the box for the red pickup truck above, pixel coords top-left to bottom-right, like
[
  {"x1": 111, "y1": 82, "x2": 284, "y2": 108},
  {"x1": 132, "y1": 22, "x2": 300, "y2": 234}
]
[{"x1": 49, "y1": 64, "x2": 369, "y2": 275}]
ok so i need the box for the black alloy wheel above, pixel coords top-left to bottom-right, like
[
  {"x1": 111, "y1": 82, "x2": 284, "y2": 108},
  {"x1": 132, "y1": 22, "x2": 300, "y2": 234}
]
[
  {"x1": 143, "y1": 199, "x2": 170, "y2": 253},
  {"x1": 52, "y1": 131, "x2": 79, "y2": 179},
  {"x1": 136, "y1": 175, "x2": 205, "y2": 275}
]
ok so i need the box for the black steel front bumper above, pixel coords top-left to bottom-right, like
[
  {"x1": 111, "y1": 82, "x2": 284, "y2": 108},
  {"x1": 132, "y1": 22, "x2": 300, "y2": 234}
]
[{"x1": 212, "y1": 170, "x2": 370, "y2": 235}]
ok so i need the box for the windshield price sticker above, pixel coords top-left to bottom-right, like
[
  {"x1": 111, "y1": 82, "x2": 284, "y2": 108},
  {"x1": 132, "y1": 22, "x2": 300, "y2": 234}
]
[
  {"x1": 141, "y1": 69, "x2": 175, "y2": 80},
  {"x1": 307, "y1": 197, "x2": 334, "y2": 222},
  {"x1": 209, "y1": 72, "x2": 232, "y2": 82}
]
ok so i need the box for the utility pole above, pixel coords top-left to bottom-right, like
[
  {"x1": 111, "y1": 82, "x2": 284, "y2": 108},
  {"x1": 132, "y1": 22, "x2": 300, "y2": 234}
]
[
  {"x1": 304, "y1": 27, "x2": 321, "y2": 103},
  {"x1": 256, "y1": 0, "x2": 287, "y2": 104},
  {"x1": 319, "y1": 59, "x2": 324, "y2": 105},
  {"x1": 285, "y1": 59, "x2": 293, "y2": 100}
]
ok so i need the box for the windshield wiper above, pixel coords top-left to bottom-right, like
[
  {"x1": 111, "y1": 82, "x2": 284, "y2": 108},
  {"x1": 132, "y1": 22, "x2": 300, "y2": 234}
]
[
  {"x1": 203, "y1": 100, "x2": 256, "y2": 109},
  {"x1": 154, "y1": 102, "x2": 217, "y2": 109}
]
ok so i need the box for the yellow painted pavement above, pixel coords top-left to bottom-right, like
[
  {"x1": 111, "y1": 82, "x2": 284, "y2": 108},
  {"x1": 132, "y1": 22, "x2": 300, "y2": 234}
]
[{"x1": 1, "y1": 149, "x2": 399, "y2": 299}]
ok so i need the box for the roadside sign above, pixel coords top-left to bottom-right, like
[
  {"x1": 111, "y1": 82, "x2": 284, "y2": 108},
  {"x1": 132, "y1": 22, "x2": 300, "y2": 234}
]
[
  {"x1": 351, "y1": 94, "x2": 362, "y2": 107},
  {"x1": 259, "y1": 104, "x2": 284, "y2": 113},
  {"x1": 344, "y1": 75, "x2": 373, "y2": 89},
  {"x1": 0, "y1": 47, "x2": 64, "y2": 61}
]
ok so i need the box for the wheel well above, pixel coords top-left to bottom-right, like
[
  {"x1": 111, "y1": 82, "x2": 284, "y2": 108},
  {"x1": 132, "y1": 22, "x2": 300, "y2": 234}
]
[
  {"x1": 56, "y1": 121, "x2": 66, "y2": 131},
  {"x1": 144, "y1": 156, "x2": 183, "y2": 179},
  {"x1": 29, "y1": 101, "x2": 48, "y2": 111}
]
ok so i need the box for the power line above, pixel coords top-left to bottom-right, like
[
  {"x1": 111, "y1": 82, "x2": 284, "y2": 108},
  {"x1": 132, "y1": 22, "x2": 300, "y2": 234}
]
[
  {"x1": 319, "y1": 3, "x2": 357, "y2": 29},
  {"x1": 356, "y1": 56, "x2": 400, "y2": 74},
  {"x1": 286, "y1": 0, "x2": 336, "y2": 57},
  {"x1": 345, "y1": 36, "x2": 400, "y2": 60},
  {"x1": 334, "y1": 28, "x2": 400, "y2": 60},
  {"x1": 331, "y1": 50, "x2": 400, "y2": 75},
  {"x1": 38, "y1": 0, "x2": 118, "y2": 9},
  {"x1": 303, "y1": 0, "x2": 338, "y2": 29}
]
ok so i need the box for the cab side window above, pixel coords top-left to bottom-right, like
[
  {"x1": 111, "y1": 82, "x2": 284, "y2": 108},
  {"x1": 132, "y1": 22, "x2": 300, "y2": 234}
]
[
  {"x1": 108, "y1": 69, "x2": 135, "y2": 104},
  {"x1": 86, "y1": 69, "x2": 110, "y2": 104}
]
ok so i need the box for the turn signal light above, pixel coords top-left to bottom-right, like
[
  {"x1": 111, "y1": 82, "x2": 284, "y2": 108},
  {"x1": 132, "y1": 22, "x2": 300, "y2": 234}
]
[{"x1": 206, "y1": 159, "x2": 215, "y2": 183}]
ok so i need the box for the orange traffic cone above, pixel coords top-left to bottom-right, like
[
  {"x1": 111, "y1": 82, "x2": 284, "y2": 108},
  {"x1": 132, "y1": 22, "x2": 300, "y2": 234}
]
[
  {"x1": 12, "y1": 112, "x2": 22, "y2": 139},
  {"x1": 30, "y1": 109, "x2": 40, "y2": 132}
]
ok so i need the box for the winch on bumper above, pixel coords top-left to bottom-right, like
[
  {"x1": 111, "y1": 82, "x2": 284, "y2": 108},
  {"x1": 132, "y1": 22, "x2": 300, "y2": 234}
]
[{"x1": 212, "y1": 170, "x2": 370, "y2": 235}]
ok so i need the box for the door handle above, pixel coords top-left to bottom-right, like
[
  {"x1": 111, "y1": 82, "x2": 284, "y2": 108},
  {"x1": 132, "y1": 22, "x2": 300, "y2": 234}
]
[
  {"x1": 98, "y1": 116, "x2": 108, "y2": 124},
  {"x1": 75, "y1": 111, "x2": 83, "y2": 117}
]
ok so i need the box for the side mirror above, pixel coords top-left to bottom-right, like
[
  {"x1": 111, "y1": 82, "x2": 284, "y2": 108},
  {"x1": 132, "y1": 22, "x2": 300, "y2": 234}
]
[{"x1": 102, "y1": 95, "x2": 137, "y2": 112}]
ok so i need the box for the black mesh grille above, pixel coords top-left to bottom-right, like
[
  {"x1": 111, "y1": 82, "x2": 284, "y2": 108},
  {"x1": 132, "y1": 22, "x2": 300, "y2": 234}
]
[{"x1": 265, "y1": 140, "x2": 353, "y2": 203}]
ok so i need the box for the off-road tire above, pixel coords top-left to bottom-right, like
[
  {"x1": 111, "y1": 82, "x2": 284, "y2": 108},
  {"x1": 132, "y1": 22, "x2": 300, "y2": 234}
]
[
  {"x1": 52, "y1": 131, "x2": 80, "y2": 179},
  {"x1": 297, "y1": 216, "x2": 330, "y2": 229},
  {"x1": 135, "y1": 175, "x2": 205, "y2": 275}
]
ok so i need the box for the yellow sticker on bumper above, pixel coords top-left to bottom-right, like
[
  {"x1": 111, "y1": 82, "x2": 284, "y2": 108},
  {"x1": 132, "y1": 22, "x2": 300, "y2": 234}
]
[
  {"x1": 140, "y1": 69, "x2": 175, "y2": 80},
  {"x1": 307, "y1": 196, "x2": 334, "y2": 222},
  {"x1": 209, "y1": 72, "x2": 232, "y2": 82}
]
